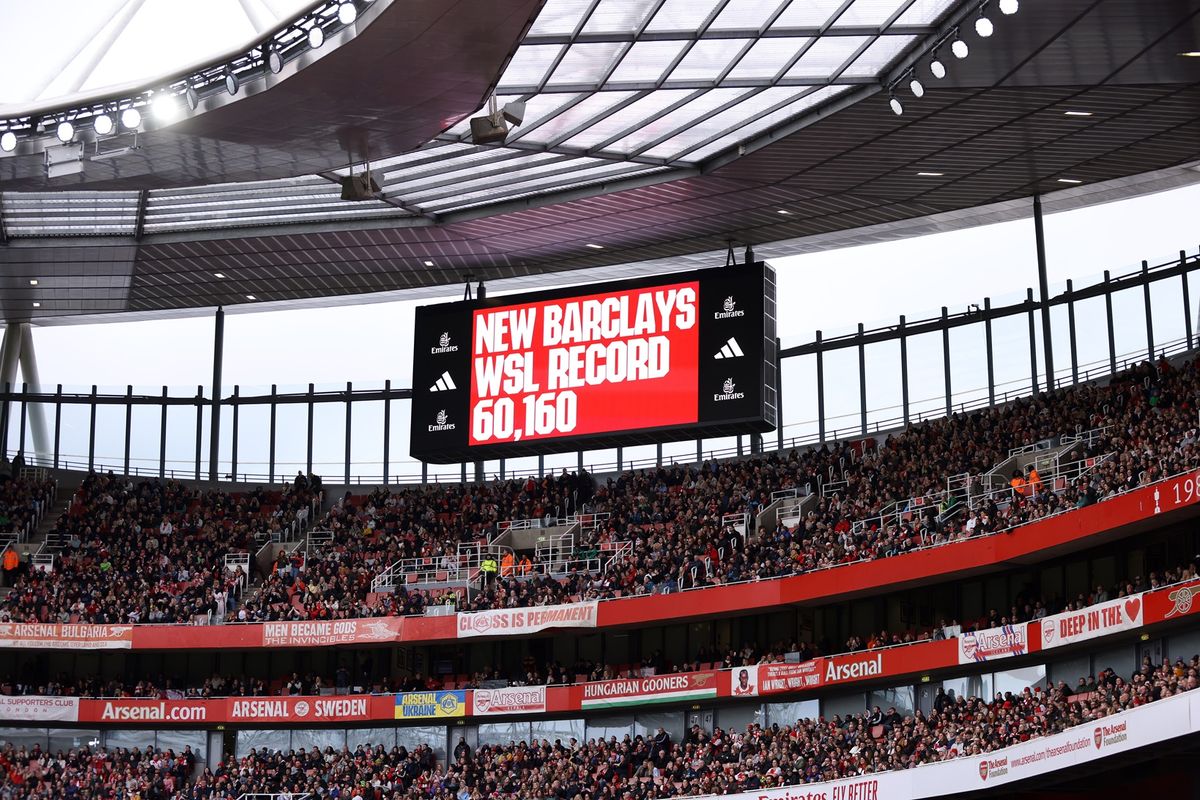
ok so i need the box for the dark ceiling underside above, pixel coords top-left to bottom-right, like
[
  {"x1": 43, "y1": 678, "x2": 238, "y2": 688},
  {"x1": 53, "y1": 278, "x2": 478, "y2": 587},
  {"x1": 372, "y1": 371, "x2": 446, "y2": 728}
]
[{"x1": 0, "y1": 0, "x2": 1198, "y2": 323}]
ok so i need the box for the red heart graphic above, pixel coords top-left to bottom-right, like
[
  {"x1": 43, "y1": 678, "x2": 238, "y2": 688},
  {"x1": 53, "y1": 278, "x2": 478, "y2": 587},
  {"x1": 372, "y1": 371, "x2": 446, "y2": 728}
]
[{"x1": 1124, "y1": 597, "x2": 1141, "y2": 621}]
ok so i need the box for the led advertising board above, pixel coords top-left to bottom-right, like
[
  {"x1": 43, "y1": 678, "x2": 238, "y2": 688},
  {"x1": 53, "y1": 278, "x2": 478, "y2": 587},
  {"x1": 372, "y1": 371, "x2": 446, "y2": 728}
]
[{"x1": 410, "y1": 264, "x2": 776, "y2": 462}]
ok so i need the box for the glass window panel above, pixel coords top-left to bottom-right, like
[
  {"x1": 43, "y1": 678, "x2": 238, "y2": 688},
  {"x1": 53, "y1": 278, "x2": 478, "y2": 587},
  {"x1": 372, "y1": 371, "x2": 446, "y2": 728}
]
[
  {"x1": 642, "y1": 86, "x2": 798, "y2": 158},
  {"x1": 382, "y1": 144, "x2": 533, "y2": 184},
  {"x1": 517, "y1": 91, "x2": 640, "y2": 145},
  {"x1": 668, "y1": 39, "x2": 753, "y2": 83},
  {"x1": 290, "y1": 729, "x2": 347, "y2": 753},
  {"x1": 784, "y1": 36, "x2": 869, "y2": 78},
  {"x1": 709, "y1": 0, "x2": 788, "y2": 31},
  {"x1": 529, "y1": 0, "x2": 593, "y2": 35},
  {"x1": 236, "y1": 729, "x2": 290, "y2": 757},
  {"x1": 608, "y1": 40, "x2": 689, "y2": 84},
  {"x1": 863, "y1": 338, "x2": 902, "y2": 432},
  {"x1": 347, "y1": 727, "x2": 397, "y2": 751},
  {"x1": 893, "y1": 0, "x2": 956, "y2": 26},
  {"x1": 646, "y1": 0, "x2": 724, "y2": 33},
  {"x1": 633, "y1": 711, "x2": 685, "y2": 743},
  {"x1": 478, "y1": 721, "x2": 532, "y2": 747},
  {"x1": 155, "y1": 730, "x2": 207, "y2": 761},
  {"x1": 601, "y1": 88, "x2": 749, "y2": 153},
  {"x1": 715, "y1": 704, "x2": 761, "y2": 734},
  {"x1": 822, "y1": 692, "x2": 867, "y2": 720},
  {"x1": 496, "y1": 45, "x2": 566, "y2": 90},
  {"x1": 563, "y1": 90, "x2": 696, "y2": 149},
  {"x1": 993, "y1": 665, "x2": 1047, "y2": 697},
  {"x1": 581, "y1": 0, "x2": 660, "y2": 34},
  {"x1": 942, "y1": 673, "x2": 993, "y2": 703},
  {"x1": 531, "y1": 718, "x2": 586, "y2": 747},
  {"x1": 585, "y1": 715, "x2": 634, "y2": 743},
  {"x1": 547, "y1": 42, "x2": 628, "y2": 86},
  {"x1": 0, "y1": 728, "x2": 48, "y2": 751},
  {"x1": 103, "y1": 730, "x2": 155, "y2": 752},
  {"x1": 832, "y1": 0, "x2": 908, "y2": 27},
  {"x1": 686, "y1": 85, "x2": 851, "y2": 160},
  {"x1": 726, "y1": 38, "x2": 811, "y2": 80},
  {"x1": 868, "y1": 685, "x2": 915, "y2": 716},
  {"x1": 764, "y1": 699, "x2": 819, "y2": 727},
  {"x1": 841, "y1": 34, "x2": 916, "y2": 76},
  {"x1": 404, "y1": 154, "x2": 574, "y2": 201},
  {"x1": 408, "y1": 156, "x2": 601, "y2": 204},
  {"x1": 423, "y1": 162, "x2": 649, "y2": 211},
  {"x1": 771, "y1": 0, "x2": 848, "y2": 28},
  {"x1": 397, "y1": 725, "x2": 446, "y2": 762},
  {"x1": 48, "y1": 729, "x2": 101, "y2": 755}
]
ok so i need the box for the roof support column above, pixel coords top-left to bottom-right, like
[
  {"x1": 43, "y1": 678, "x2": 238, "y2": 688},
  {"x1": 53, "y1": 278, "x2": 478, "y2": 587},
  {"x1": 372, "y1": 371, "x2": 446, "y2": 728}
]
[
  {"x1": 208, "y1": 306, "x2": 225, "y2": 482},
  {"x1": 18, "y1": 325, "x2": 51, "y2": 463},
  {"x1": 1033, "y1": 193, "x2": 1055, "y2": 392}
]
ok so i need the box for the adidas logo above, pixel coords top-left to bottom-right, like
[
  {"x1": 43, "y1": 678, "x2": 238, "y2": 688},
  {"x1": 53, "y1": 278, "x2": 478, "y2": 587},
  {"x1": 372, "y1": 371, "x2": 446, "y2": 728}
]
[
  {"x1": 429, "y1": 371, "x2": 457, "y2": 392},
  {"x1": 713, "y1": 337, "x2": 744, "y2": 360}
]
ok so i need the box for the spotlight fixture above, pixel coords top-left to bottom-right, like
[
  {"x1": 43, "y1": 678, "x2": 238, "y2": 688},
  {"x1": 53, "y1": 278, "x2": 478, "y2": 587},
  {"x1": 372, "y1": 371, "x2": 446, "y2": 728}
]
[
  {"x1": 909, "y1": 76, "x2": 925, "y2": 98},
  {"x1": 29, "y1": 279, "x2": 39, "y2": 286},
  {"x1": 32, "y1": 302, "x2": 41, "y2": 308},
  {"x1": 916, "y1": 171, "x2": 944, "y2": 177},
  {"x1": 952, "y1": 37, "x2": 969, "y2": 58},
  {"x1": 120, "y1": 108, "x2": 141, "y2": 129},
  {"x1": 468, "y1": 99, "x2": 528, "y2": 144},
  {"x1": 225, "y1": 68, "x2": 240, "y2": 95},
  {"x1": 245, "y1": 294, "x2": 257, "y2": 301},
  {"x1": 1057, "y1": 178, "x2": 1083, "y2": 184},
  {"x1": 93, "y1": 113, "x2": 114, "y2": 135},
  {"x1": 185, "y1": 83, "x2": 199, "y2": 111},
  {"x1": 889, "y1": 96, "x2": 904, "y2": 115},
  {"x1": 268, "y1": 47, "x2": 283, "y2": 74},
  {"x1": 56, "y1": 121, "x2": 74, "y2": 143},
  {"x1": 585, "y1": 243, "x2": 604, "y2": 249},
  {"x1": 776, "y1": 210, "x2": 792, "y2": 215},
  {"x1": 214, "y1": 272, "x2": 226, "y2": 279},
  {"x1": 1180, "y1": 52, "x2": 1200, "y2": 58},
  {"x1": 1064, "y1": 110, "x2": 1094, "y2": 117},
  {"x1": 423, "y1": 260, "x2": 435, "y2": 267},
  {"x1": 308, "y1": 25, "x2": 325, "y2": 49},
  {"x1": 998, "y1": 0, "x2": 1018, "y2": 14},
  {"x1": 930, "y1": 56, "x2": 946, "y2": 79},
  {"x1": 337, "y1": 2, "x2": 357, "y2": 24},
  {"x1": 501, "y1": 100, "x2": 526, "y2": 126},
  {"x1": 153, "y1": 93, "x2": 180, "y2": 123},
  {"x1": 0, "y1": 131, "x2": 15, "y2": 152},
  {"x1": 975, "y1": 13, "x2": 994, "y2": 37}
]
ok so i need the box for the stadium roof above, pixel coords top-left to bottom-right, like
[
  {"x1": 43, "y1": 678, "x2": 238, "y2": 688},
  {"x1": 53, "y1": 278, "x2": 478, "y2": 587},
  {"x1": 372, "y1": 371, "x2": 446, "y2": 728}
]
[{"x1": 1, "y1": 0, "x2": 1199, "y2": 323}]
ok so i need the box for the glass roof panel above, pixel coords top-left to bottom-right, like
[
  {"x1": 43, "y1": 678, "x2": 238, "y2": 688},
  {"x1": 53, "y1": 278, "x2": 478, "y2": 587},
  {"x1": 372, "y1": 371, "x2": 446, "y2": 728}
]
[
  {"x1": 708, "y1": 0, "x2": 789, "y2": 31},
  {"x1": 546, "y1": 42, "x2": 629, "y2": 87},
  {"x1": 527, "y1": 0, "x2": 593, "y2": 36},
  {"x1": 599, "y1": 87, "x2": 751, "y2": 153},
  {"x1": 0, "y1": 0, "x2": 312, "y2": 110},
  {"x1": 560, "y1": 90, "x2": 698, "y2": 149},
  {"x1": 681, "y1": 85, "x2": 852, "y2": 160},
  {"x1": 496, "y1": 45, "x2": 567, "y2": 91},
  {"x1": 667, "y1": 39, "x2": 754, "y2": 83},
  {"x1": 831, "y1": 0, "x2": 909, "y2": 28},
  {"x1": 580, "y1": 0, "x2": 661, "y2": 35},
  {"x1": 644, "y1": 0, "x2": 725, "y2": 34},
  {"x1": 423, "y1": 162, "x2": 655, "y2": 212},
  {"x1": 515, "y1": 91, "x2": 641, "y2": 145},
  {"x1": 382, "y1": 149, "x2": 555, "y2": 187},
  {"x1": 783, "y1": 35, "x2": 870, "y2": 78},
  {"x1": 840, "y1": 34, "x2": 916, "y2": 76},
  {"x1": 770, "y1": 0, "x2": 851, "y2": 29},
  {"x1": 608, "y1": 40, "x2": 690, "y2": 85},
  {"x1": 641, "y1": 86, "x2": 802, "y2": 157},
  {"x1": 403, "y1": 154, "x2": 597, "y2": 203},
  {"x1": 893, "y1": 0, "x2": 956, "y2": 25},
  {"x1": 438, "y1": 165, "x2": 672, "y2": 213},
  {"x1": 726, "y1": 37, "x2": 811, "y2": 81}
]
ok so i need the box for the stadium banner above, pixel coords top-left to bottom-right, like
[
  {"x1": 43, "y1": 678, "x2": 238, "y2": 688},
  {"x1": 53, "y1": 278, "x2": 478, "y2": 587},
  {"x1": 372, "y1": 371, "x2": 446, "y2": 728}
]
[
  {"x1": 1036, "y1": 593, "x2": 1144, "y2": 651},
  {"x1": 225, "y1": 695, "x2": 380, "y2": 724},
  {"x1": 410, "y1": 264, "x2": 777, "y2": 463},
  {"x1": 80, "y1": 698, "x2": 221, "y2": 724},
  {"x1": 260, "y1": 618, "x2": 406, "y2": 648},
  {"x1": 957, "y1": 624, "x2": 1028, "y2": 664},
  {"x1": 0, "y1": 622, "x2": 133, "y2": 650},
  {"x1": 473, "y1": 686, "x2": 546, "y2": 715},
  {"x1": 0, "y1": 696, "x2": 79, "y2": 722},
  {"x1": 457, "y1": 601, "x2": 598, "y2": 638},
  {"x1": 394, "y1": 690, "x2": 467, "y2": 719},
  {"x1": 1144, "y1": 577, "x2": 1200, "y2": 623},
  {"x1": 753, "y1": 660, "x2": 825, "y2": 696},
  {"x1": 581, "y1": 671, "x2": 718, "y2": 709}
]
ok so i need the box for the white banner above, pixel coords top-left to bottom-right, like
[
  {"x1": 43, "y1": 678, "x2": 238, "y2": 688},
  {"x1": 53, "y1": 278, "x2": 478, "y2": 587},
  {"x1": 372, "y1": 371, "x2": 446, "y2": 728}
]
[
  {"x1": 1038, "y1": 593, "x2": 1144, "y2": 650},
  {"x1": 957, "y1": 624, "x2": 1028, "y2": 664},
  {"x1": 0, "y1": 696, "x2": 79, "y2": 722},
  {"x1": 704, "y1": 689, "x2": 1194, "y2": 800},
  {"x1": 472, "y1": 686, "x2": 547, "y2": 715},
  {"x1": 457, "y1": 601, "x2": 598, "y2": 638}
]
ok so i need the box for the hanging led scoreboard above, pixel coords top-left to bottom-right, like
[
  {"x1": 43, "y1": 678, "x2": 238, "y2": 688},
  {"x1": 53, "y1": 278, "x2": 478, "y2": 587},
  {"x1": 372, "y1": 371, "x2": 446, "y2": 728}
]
[{"x1": 410, "y1": 264, "x2": 777, "y2": 463}]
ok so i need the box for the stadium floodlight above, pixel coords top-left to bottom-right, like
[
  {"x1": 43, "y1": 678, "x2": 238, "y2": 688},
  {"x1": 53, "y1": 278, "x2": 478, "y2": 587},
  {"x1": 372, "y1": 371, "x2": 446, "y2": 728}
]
[
  {"x1": 120, "y1": 108, "x2": 141, "y2": 129},
  {"x1": 0, "y1": 131, "x2": 16, "y2": 152},
  {"x1": 999, "y1": 0, "x2": 1018, "y2": 14},
  {"x1": 93, "y1": 113, "x2": 114, "y2": 135},
  {"x1": 909, "y1": 77, "x2": 925, "y2": 98},
  {"x1": 268, "y1": 47, "x2": 283, "y2": 74},
  {"x1": 153, "y1": 93, "x2": 180, "y2": 123},
  {"x1": 56, "y1": 121, "x2": 74, "y2": 143},
  {"x1": 338, "y1": 2, "x2": 357, "y2": 24},
  {"x1": 952, "y1": 37, "x2": 969, "y2": 59},
  {"x1": 930, "y1": 55, "x2": 946, "y2": 79},
  {"x1": 975, "y1": 13, "x2": 994, "y2": 37},
  {"x1": 225, "y1": 68, "x2": 240, "y2": 95},
  {"x1": 889, "y1": 96, "x2": 904, "y2": 116},
  {"x1": 308, "y1": 25, "x2": 325, "y2": 49},
  {"x1": 501, "y1": 100, "x2": 526, "y2": 126}
]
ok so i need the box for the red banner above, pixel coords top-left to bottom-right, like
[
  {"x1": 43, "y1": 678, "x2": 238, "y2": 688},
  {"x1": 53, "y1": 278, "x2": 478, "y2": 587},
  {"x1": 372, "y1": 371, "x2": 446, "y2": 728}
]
[
  {"x1": 260, "y1": 618, "x2": 405, "y2": 648},
  {"x1": 1144, "y1": 577, "x2": 1200, "y2": 622},
  {"x1": 753, "y1": 660, "x2": 825, "y2": 696},
  {"x1": 79, "y1": 698, "x2": 221, "y2": 724},
  {"x1": 0, "y1": 623, "x2": 133, "y2": 650}
]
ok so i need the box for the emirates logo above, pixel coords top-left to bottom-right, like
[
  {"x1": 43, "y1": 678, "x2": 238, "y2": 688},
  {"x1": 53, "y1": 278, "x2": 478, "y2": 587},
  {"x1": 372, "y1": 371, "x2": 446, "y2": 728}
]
[
  {"x1": 431, "y1": 332, "x2": 459, "y2": 354},
  {"x1": 714, "y1": 377, "x2": 745, "y2": 402},
  {"x1": 714, "y1": 296, "x2": 745, "y2": 319}
]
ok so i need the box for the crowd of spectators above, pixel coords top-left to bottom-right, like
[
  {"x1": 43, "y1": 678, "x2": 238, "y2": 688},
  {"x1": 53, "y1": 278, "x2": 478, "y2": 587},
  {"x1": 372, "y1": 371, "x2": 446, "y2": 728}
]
[
  {"x1": 0, "y1": 473, "x2": 54, "y2": 540},
  {"x1": 0, "y1": 657, "x2": 1192, "y2": 799},
  {"x1": 0, "y1": 473, "x2": 319, "y2": 625}
]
